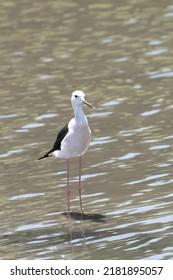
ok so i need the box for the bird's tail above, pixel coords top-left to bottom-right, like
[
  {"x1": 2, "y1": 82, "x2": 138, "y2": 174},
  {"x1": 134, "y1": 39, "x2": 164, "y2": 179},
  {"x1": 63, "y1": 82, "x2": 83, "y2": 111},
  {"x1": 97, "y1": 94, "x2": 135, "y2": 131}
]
[{"x1": 38, "y1": 152, "x2": 51, "y2": 160}]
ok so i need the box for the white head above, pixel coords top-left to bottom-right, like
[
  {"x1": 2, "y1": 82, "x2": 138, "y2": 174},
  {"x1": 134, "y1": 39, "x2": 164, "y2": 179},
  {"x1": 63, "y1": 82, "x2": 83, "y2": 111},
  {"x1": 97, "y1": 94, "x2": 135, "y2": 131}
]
[{"x1": 71, "y1": 90, "x2": 94, "y2": 108}]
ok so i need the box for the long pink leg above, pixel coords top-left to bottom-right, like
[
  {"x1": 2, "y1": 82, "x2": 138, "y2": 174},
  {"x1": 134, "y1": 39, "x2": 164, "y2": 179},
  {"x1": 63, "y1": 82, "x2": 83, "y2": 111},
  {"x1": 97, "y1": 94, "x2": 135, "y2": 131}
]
[
  {"x1": 66, "y1": 159, "x2": 70, "y2": 216},
  {"x1": 78, "y1": 155, "x2": 84, "y2": 216}
]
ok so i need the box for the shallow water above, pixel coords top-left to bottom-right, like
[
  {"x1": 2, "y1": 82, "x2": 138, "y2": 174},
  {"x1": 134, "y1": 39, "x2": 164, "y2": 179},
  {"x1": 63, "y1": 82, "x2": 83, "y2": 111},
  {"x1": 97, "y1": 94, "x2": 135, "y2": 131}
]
[{"x1": 1, "y1": 0, "x2": 173, "y2": 260}]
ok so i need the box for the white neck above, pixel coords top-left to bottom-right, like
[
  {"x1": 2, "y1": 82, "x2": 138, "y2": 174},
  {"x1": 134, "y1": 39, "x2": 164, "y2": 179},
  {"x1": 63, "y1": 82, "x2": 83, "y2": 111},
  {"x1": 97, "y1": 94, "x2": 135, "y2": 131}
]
[{"x1": 73, "y1": 104, "x2": 88, "y2": 124}]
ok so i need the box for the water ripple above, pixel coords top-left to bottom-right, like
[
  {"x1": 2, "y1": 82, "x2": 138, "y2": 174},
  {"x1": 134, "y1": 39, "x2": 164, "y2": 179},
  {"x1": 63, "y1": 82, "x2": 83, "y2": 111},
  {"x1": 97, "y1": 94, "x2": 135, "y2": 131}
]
[
  {"x1": 120, "y1": 126, "x2": 153, "y2": 137},
  {"x1": 141, "y1": 109, "x2": 160, "y2": 116},
  {"x1": 91, "y1": 136, "x2": 117, "y2": 146},
  {"x1": 127, "y1": 173, "x2": 169, "y2": 185},
  {"x1": 102, "y1": 98, "x2": 127, "y2": 107},
  {"x1": 142, "y1": 214, "x2": 173, "y2": 225},
  {"x1": 149, "y1": 145, "x2": 170, "y2": 150},
  {"x1": 148, "y1": 71, "x2": 173, "y2": 79},
  {"x1": 22, "y1": 123, "x2": 45, "y2": 129},
  {"x1": 89, "y1": 111, "x2": 112, "y2": 118},
  {"x1": 0, "y1": 149, "x2": 24, "y2": 158},
  {"x1": 35, "y1": 113, "x2": 57, "y2": 120},
  {"x1": 0, "y1": 114, "x2": 17, "y2": 119},
  {"x1": 119, "y1": 153, "x2": 141, "y2": 160},
  {"x1": 145, "y1": 48, "x2": 167, "y2": 56},
  {"x1": 9, "y1": 193, "x2": 45, "y2": 201}
]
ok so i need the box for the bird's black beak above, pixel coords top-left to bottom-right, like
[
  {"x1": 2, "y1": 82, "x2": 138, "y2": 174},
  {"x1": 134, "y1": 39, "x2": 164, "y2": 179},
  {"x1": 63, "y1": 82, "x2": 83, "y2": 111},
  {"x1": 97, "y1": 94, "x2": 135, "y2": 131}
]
[{"x1": 82, "y1": 99, "x2": 95, "y2": 109}]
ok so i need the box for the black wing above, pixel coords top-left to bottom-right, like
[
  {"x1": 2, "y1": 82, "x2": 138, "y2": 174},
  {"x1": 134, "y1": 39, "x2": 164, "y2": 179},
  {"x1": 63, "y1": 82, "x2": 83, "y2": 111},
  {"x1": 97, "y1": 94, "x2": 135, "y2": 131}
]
[
  {"x1": 38, "y1": 123, "x2": 69, "y2": 160},
  {"x1": 52, "y1": 123, "x2": 69, "y2": 150}
]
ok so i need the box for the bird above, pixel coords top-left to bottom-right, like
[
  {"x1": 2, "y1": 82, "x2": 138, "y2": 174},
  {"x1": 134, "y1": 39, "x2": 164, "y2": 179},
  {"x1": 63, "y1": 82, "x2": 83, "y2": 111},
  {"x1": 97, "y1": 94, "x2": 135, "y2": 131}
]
[{"x1": 38, "y1": 90, "x2": 94, "y2": 217}]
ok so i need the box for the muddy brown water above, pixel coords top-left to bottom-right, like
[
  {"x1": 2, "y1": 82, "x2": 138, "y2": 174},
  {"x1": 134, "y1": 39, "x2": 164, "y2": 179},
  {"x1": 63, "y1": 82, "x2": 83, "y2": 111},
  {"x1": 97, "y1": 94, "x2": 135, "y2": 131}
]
[{"x1": 1, "y1": 0, "x2": 173, "y2": 259}]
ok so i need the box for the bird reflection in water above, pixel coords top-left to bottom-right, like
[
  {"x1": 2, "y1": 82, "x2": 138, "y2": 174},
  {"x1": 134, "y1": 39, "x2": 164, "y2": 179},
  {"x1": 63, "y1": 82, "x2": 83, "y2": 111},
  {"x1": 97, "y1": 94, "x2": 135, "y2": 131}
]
[{"x1": 62, "y1": 212, "x2": 106, "y2": 247}]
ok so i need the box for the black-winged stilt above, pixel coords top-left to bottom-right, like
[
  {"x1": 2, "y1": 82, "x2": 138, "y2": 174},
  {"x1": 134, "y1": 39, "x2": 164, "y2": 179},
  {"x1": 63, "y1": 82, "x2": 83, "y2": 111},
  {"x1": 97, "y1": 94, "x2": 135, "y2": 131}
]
[{"x1": 38, "y1": 90, "x2": 94, "y2": 216}]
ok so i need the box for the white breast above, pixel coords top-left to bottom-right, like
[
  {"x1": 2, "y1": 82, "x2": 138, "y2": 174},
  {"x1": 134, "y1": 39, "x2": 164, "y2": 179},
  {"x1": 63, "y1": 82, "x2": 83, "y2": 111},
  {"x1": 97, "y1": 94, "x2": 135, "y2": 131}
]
[{"x1": 58, "y1": 118, "x2": 91, "y2": 159}]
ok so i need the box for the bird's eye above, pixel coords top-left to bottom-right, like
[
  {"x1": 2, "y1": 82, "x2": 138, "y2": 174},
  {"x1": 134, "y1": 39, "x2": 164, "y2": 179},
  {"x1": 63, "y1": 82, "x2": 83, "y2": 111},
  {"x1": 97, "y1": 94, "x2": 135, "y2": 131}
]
[{"x1": 75, "y1": 95, "x2": 78, "y2": 98}]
